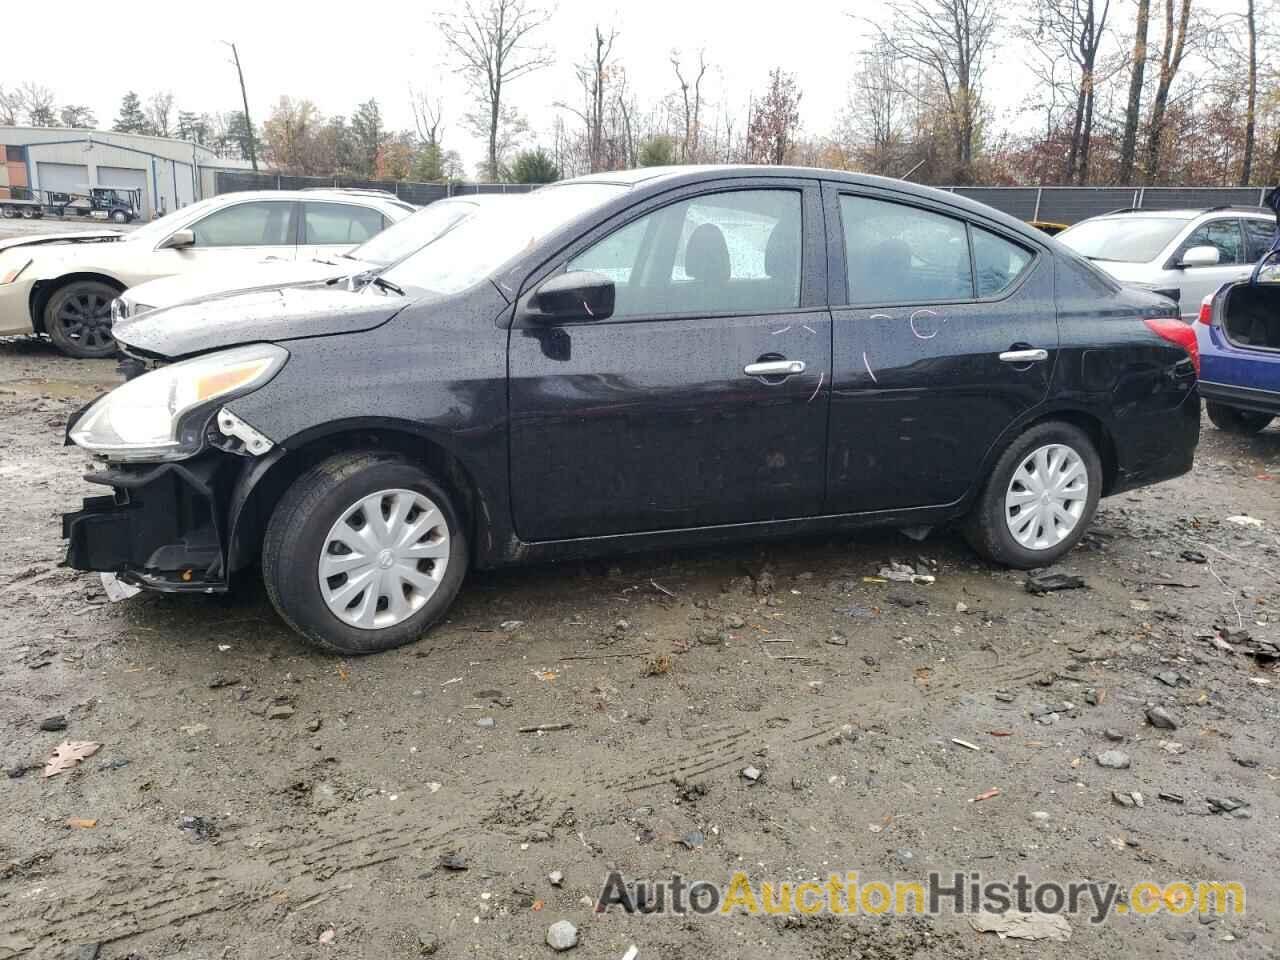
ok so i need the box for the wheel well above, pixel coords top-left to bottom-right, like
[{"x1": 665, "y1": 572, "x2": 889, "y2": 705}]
[
  {"x1": 30, "y1": 273, "x2": 126, "y2": 334},
  {"x1": 1021, "y1": 409, "x2": 1119, "y2": 495},
  {"x1": 228, "y1": 426, "x2": 481, "y2": 572}
]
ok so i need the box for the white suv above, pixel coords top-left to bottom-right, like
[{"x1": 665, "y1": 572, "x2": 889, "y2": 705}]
[
  {"x1": 0, "y1": 190, "x2": 412, "y2": 357},
  {"x1": 1057, "y1": 207, "x2": 1277, "y2": 321}
]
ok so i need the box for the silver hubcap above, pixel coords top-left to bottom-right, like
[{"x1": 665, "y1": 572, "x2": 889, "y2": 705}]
[
  {"x1": 1004, "y1": 443, "x2": 1089, "y2": 550},
  {"x1": 318, "y1": 488, "x2": 450, "y2": 630}
]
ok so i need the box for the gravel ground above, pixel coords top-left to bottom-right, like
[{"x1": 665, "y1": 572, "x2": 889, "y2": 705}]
[{"x1": 0, "y1": 333, "x2": 1277, "y2": 959}]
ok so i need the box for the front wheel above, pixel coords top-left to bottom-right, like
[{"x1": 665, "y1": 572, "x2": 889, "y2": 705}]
[
  {"x1": 1206, "y1": 402, "x2": 1273, "y2": 435},
  {"x1": 109, "y1": 209, "x2": 128, "y2": 224},
  {"x1": 44, "y1": 280, "x2": 120, "y2": 358},
  {"x1": 964, "y1": 421, "x2": 1102, "y2": 569},
  {"x1": 262, "y1": 452, "x2": 469, "y2": 655}
]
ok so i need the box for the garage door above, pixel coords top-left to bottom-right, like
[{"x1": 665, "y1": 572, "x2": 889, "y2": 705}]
[
  {"x1": 37, "y1": 162, "x2": 89, "y2": 196},
  {"x1": 97, "y1": 166, "x2": 150, "y2": 217}
]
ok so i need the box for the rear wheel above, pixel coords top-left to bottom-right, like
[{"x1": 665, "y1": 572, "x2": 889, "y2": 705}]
[
  {"x1": 262, "y1": 452, "x2": 469, "y2": 655},
  {"x1": 964, "y1": 421, "x2": 1102, "y2": 569},
  {"x1": 19, "y1": 206, "x2": 35, "y2": 219},
  {"x1": 1206, "y1": 402, "x2": 1273, "y2": 435},
  {"x1": 0, "y1": 205, "x2": 14, "y2": 219},
  {"x1": 44, "y1": 281, "x2": 119, "y2": 358}
]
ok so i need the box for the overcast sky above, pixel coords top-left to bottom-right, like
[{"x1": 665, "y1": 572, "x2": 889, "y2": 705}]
[{"x1": 5, "y1": 0, "x2": 1239, "y2": 174}]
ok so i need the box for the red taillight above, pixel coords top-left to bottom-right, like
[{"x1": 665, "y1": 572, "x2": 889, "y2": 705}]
[
  {"x1": 1197, "y1": 295, "x2": 1213, "y2": 326},
  {"x1": 1144, "y1": 316, "x2": 1200, "y2": 377}
]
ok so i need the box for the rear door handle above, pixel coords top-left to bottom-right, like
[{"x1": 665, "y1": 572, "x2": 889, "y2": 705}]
[
  {"x1": 998, "y1": 349, "x2": 1049, "y2": 364},
  {"x1": 744, "y1": 359, "x2": 806, "y2": 377}
]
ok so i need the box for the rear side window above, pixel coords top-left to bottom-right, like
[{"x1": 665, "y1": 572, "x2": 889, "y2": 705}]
[
  {"x1": 190, "y1": 201, "x2": 292, "y2": 247},
  {"x1": 1181, "y1": 219, "x2": 1245, "y2": 265},
  {"x1": 304, "y1": 202, "x2": 386, "y2": 245},
  {"x1": 840, "y1": 195, "x2": 971, "y2": 304},
  {"x1": 1243, "y1": 218, "x2": 1277, "y2": 262},
  {"x1": 972, "y1": 227, "x2": 1033, "y2": 297}
]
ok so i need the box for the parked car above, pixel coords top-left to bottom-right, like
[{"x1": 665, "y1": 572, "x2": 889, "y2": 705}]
[
  {"x1": 1057, "y1": 206, "x2": 1278, "y2": 320},
  {"x1": 0, "y1": 190, "x2": 412, "y2": 358},
  {"x1": 61, "y1": 166, "x2": 1200, "y2": 654},
  {"x1": 113, "y1": 195, "x2": 506, "y2": 323},
  {"x1": 1195, "y1": 272, "x2": 1280, "y2": 433}
]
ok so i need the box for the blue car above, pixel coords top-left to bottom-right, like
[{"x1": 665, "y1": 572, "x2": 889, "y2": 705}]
[
  {"x1": 1196, "y1": 194, "x2": 1280, "y2": 434},
  {"x1": 1197, "y1": 276, "x2": 1280, "y2": 432}
]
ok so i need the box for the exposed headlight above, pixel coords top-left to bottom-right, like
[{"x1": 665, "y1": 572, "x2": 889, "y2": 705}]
[
  {"x1": 0, "y1": 258, "x2": 33, "y2": 285},
  {"x1": 69, "y1": 343, "x2": 287, "y2": 461}
]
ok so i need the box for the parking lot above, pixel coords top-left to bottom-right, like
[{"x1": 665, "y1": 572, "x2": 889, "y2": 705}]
[{"x1": 0, "y1": 312, "x2": 1277, "y2": 959}]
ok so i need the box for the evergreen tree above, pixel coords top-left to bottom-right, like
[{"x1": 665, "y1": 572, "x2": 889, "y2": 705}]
[{"x1": 113, "y1": 92, "x2": 149, "y2": 134}]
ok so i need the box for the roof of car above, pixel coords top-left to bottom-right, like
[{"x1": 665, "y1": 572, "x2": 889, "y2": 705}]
[
  {"x1": 210, "y1": 189, "x2": 408, "y2": 208},
  {"x1": 1092, "y1": 207, "x2": 1272, "y2": 221}
]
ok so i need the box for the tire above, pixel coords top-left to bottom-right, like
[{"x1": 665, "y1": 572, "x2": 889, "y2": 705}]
[
  {"x1": 44, "y1": 281, "x2": 120, "y2": 358},
  {"x1": 1, "y1": 205, "x2": 15, "y2": 219},
  {"x1": 109, "y1": 210, "x2": 128, "y2": 224},
  {"x1": 19, "y1": 206, "x2": 35, "y2": 219},
  {"x1": 964, "y1": 421, "x2": 1102, "y2": 569},
  {"x1": 262, "y1": 452, "x2": 469, "y2": 655},
  {"x1": 1206, "y1": 402, "x2": 1273, "y2": 435}
]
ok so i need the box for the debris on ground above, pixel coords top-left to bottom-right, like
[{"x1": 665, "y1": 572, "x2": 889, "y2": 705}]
[
  {"x1": 1025, "y1": 571, "x2": 1087, "y2": 594},
  {"x1": 438, "y1": 852, "x2": 468, "y2": 871},
  {"x1": 741, "y1": 765, "x2": 762, "y2": 783},
  {"x1": 1206, "y1": 797, "x2": 1251, "y2": 819},
  {"x1": 66, "y1": 817, "x2": 97, "y2": 828},
  {"x1": 548, "y1": 870, "x2": 564, "y2": 887},
  {"x1": 42, "y1": 741, "x2": 101, "y2": 778},
  {"x1": 178, "y1": 815, "x2": 218, "y2": 842},
  {"x1": 969, "y1": 910, "x2": 1072, "y2": 942},
  {"x1": 970, "y1": 787, "x2": 1001, "y2": 802},
  {"x1": 1224, "y1": 515, "x2": 1264, "y2": 528},
  {"x1": 38, "y1": 715, "x2": 67, "y2": 731},
  {"x1": 517, "y1": 722, "x2": 573, "y2": 733},
  {"x1": 1145, "y1": 705, "x2": 1179, "y2": 730},
  {"x1": 1097, "y1": 750, "x2": 1131, "y2": 769},
  {"x1": 877, "y1": 561, "x2": 935, "y2": 585},
  {"x1": 546, "y1": 919, "x2": 579, "y2": 951}
]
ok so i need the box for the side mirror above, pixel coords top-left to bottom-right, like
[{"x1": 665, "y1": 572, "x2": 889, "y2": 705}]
[
  {"x1": 523, "y1": 270, "x2": 615, "y2": 324},
  {"x1": 1179, "y1": 245, "x2": 1220, "y2": 268},
  {"x1": 158, "y1": 228, "x2": 195, "y2": 251}
]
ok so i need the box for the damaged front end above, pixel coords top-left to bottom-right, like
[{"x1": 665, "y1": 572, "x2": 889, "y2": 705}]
[{"x1": 61, "y1": 343, "x2": 288, "y2": 593}]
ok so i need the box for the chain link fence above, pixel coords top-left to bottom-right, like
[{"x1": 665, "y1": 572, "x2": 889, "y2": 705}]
[{"x1": 215, "y1": 172, "x2": 1272, "y2": 225}]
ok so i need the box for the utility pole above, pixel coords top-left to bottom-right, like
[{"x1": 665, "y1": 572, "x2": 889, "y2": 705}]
[{"x1": 223, "y1": 41, "x2": 259, "y2": 171}]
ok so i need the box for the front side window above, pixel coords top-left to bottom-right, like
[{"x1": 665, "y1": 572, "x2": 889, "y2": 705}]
[
  {"x1": 304, "y1": 202, "x2": 385, "y2": 245},
  {"x1": 841, "y1": 195, "x2": 971, "y2": 305},
  {"x1": 972, "y1": 227, "x2": 1034, "y2": 297},
  {"x1": 566, "y1": 189, "x2": 802, "y2": 318},
  {"x1": 1243, "y1": 218, "x2": 1277, "y2": 262},
  {"x1": 189, "y1": 201, "x2": 292, "y2": 248},
  {"x1": 1181, "y1": 219, "x2": 1244, "y2": 265}
]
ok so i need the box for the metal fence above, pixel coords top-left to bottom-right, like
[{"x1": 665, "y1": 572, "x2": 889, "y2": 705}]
[
  {"x1": 213, "y1": 171, "x2": 537, "y2": 205},
  {"x1": 214, "y1": 171, "x2": 1273, "y2": 225}
]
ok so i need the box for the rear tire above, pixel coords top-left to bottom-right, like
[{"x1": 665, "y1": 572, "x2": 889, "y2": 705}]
[
  {"x1": 1206, "y1": 402, "x2": 1273, "y2": 435},
  {"x1": 964, "y1": 421, "x2": 1102, "y2": 569},
  {"x1": 44, "y1": 281, "x2": 120, "y2": 358},
  {"x1": 262, "y1": 452, "x2": 469, "y2": 655}
]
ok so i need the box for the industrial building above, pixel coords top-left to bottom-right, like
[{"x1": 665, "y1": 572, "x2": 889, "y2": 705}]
[{"x1": 0, "y1": 127, "x2": 254, "y2": 219}]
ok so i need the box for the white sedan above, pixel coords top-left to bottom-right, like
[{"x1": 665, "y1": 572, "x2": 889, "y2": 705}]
[
  {"x1": 0, "y1": 190, "x2": 412, "y2": 357},
  {"x1": 116, "y1": 195, "x2": 504, "y2": 323}
]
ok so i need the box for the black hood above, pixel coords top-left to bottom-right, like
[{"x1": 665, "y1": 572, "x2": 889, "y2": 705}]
[{"x1": 114, "y1": 284, "x2": 409, "y2": 358}]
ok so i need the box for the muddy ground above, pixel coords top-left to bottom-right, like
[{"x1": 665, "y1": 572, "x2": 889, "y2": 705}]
[{"x1": 0, "y1": 330, "x2": 1278, "y2": 959}]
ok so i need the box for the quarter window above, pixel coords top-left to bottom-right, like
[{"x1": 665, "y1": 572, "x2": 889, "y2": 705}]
[
  {"x1": 972, "y1": 227, "x2": 1034, "y2": 297},
  {"x1": 840, "y1": 195, "x2": 971, "y2": 304},
  {"x1": 189, "y1": 201, "x2": 292, "y2": 247},
  {"x1": 1243, "y1": 218, "x2": 1277, "y2": 262},
  {"x1": 304, "y1": 202, "x2": 386, "y2": 245},
  {"x1": 566, "y1": 189, "x2": 802, "y2": 318},
  {"x1": 1181, "y1": 219, "x2": 1244, "y2": 265}
]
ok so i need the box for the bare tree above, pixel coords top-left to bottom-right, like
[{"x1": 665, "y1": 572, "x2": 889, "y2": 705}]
[
  {"x1": 439, "y1": 0, "x2": 553, "y2": 181},
  {"x1": 670, "y1": 49, "x2": 709, "y2": 162},
  {"x1": 844, "y1": 40, "x2": 914, "y2": 174},
  {"x1": 59, "y1": 104, "x2": 96, "y2": 129},
  {"x1": 0, "y1": 87, "x2": 19, "y2": 126},
  {"x1": 555, "y1": 26, "x2": 620, "y2": 173},
  {"x1": 868, "y1": 0, "x2": 1000, "y2": 181},
  {"x1": 16, "y1": 82, "x2": 57, "y2": 126},
  {"x1": 223, "y1": 42, "x2": 259, "y2": 171},
  {"x1": 1239, "y1": 0, "x2": 1258, "y2": 184},
  {"x1": 410, "y1": 85, "x2": 444, "y2": 153},
  {"x1": 146, "y1": 91, "x2": 175, "y2": 137},
  {"x1": 1141, "y1": 0, "x2": 1193, "y2": 182},
  {"x1": 1117, "y1": 0, "x2": 1151, "y2": 183}
]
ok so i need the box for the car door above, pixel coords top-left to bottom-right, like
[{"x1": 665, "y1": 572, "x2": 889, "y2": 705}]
[
  {"x1": 823, "y1": 184, "x2": 1055, "y2": 513},
  {"x1": 1167, "y1": 217, "x2": 1249, "y2": 320},
  {"x1": 507, "y1": 179, "x2": 831, "y2": 541},
  {"x1": 145, "y1": 199, "x2": 298, "y2": 281},
  {"x1": 297, "y1": 201, "x2": 388, "y2": 262}
]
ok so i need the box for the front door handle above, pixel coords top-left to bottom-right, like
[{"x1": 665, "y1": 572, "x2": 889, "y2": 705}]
[
  {"x1": 998, "y1": 348, "x2": 1049, "y2": 364},
  {"x1": 745, "y1": 359, "x2": 806, "y2": 377}
]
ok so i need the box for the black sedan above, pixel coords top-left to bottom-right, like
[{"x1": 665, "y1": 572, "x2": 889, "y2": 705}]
[{"x1": 63, "y1": 166, "x2": 1200, "y2": 654}]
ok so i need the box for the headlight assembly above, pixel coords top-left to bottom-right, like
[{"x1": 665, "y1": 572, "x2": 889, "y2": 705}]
[{"x1": 69, "y1": 343, "x2": 287, "y2": 461}]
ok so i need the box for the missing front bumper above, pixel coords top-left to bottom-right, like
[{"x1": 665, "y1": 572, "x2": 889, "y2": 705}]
[{"x1": 61, "y1": 458, "x2": 230, "y2": 593}]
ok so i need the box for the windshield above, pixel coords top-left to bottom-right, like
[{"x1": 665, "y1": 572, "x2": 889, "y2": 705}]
[
  {"x1": 126, "y1": 197, "x2": 224, "y2": 246},
  {"x1": 380, "y1": 183, "x2": 628, "y2": 294},
  {"x1": 1057, "y1": 217, "x2": 1187, "y2": 263},
  {"x1": 349, "y1": 200, "x2": 478, "y2": 267}
]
